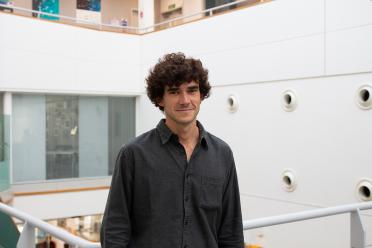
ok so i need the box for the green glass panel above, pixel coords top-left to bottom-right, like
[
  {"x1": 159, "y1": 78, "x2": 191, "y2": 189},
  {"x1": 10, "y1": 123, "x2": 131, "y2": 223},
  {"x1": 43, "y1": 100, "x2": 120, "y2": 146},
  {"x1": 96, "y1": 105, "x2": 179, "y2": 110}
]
[
  {"x1": 0, "y1": 210, "x2": 19, "y2": 248},
  {"x1": 0, "y1": 115, "x2": 10, "y2": 192}
]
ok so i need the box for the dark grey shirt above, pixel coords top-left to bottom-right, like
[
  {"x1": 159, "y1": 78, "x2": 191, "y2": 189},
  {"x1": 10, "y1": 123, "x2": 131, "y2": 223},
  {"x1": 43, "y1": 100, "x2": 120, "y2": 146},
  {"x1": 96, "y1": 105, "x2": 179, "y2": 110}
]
[{"x1": 101, "y1": 119, "x2": 244, "y2": 248}]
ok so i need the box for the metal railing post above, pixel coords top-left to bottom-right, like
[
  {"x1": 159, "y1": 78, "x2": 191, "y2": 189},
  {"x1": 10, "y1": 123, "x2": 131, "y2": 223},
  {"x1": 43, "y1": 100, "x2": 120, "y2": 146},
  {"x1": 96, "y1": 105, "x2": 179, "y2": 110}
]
[
  {"x1": 350, "y1": 209, "x2": 366, "y2": 248},
  {"x1": 17, "y1": 222, "x2": 35, "y2": 248}
]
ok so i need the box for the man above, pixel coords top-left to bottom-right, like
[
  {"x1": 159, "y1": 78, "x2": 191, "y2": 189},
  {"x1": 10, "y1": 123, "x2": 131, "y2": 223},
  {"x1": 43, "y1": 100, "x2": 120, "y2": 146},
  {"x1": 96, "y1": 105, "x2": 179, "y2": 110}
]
[{"x1": 101, "y1": 52, "x2": 244, "y2": 248}]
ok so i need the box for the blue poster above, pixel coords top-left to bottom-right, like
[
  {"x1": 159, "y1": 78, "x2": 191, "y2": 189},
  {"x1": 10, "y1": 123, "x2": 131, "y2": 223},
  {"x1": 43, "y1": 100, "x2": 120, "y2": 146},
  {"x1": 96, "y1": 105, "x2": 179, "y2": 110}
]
[{"x1": 33, "y1": 0, "x2": 59, "y2": 20}]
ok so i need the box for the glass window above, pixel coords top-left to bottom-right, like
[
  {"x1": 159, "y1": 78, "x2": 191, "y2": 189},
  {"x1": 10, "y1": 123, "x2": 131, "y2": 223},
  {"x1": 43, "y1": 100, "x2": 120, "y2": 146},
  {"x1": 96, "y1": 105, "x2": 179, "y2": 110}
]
[
  {"x1": 46, "y1": 96, "x2": 79, "y2": 179},
  {"x1": 12, "y1": 94, "x2": 46, "y2": 182},
  {"x1": 12, "y1": 94, "x2": 135, "y2": 183}
]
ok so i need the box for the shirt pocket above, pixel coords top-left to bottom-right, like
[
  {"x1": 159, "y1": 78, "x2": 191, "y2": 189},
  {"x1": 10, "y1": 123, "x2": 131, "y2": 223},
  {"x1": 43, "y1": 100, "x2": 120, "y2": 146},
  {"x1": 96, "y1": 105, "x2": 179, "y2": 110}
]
[{"x1": 200, "y1": 176, "x2": 224, "y2": 210}]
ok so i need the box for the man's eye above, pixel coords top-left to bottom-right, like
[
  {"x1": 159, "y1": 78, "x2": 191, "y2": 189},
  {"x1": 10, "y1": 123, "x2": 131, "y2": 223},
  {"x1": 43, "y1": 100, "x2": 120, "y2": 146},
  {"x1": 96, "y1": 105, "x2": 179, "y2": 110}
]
[
  {"x1": 188, "y1": 88, "x2": 199, "y2": 93},
  {"x1": 169, "y1": 91, "x2": 178, "y2": 95}
]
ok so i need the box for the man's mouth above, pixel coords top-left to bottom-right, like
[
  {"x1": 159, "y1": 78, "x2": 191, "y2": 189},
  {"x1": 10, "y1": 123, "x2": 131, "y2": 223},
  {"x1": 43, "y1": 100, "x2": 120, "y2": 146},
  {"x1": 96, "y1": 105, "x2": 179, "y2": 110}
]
[{"x1": 176, "y1": 108, "x2": 194, "y2": 112}]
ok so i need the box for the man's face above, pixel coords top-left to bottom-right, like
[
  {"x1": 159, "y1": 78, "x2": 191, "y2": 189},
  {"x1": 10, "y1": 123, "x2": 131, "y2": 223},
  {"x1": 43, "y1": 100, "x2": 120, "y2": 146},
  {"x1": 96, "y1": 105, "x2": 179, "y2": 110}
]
[{"x1": 158, "y1": 81, "x2": 202, "y2": 127}]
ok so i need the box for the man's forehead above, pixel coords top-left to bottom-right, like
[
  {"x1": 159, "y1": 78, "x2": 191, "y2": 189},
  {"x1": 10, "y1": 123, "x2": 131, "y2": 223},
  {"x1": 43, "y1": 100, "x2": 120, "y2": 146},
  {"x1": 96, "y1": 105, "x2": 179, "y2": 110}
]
[{"x1": 167, "y1": 81, "x2": 199, "y2": 89}]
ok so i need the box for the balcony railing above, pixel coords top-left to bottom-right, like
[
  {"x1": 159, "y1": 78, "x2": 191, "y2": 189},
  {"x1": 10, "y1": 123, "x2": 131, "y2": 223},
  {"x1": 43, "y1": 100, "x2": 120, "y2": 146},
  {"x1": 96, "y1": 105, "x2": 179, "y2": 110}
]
[
  {"x1": 243, "y1": 201, "x2": 372, "y2": 248},
  {"x1": 0, "y1": 0, "x2": 269, "y2": 34},
  {"x1": 1, "y1": 201, "x2": 371, "y2": 247}
]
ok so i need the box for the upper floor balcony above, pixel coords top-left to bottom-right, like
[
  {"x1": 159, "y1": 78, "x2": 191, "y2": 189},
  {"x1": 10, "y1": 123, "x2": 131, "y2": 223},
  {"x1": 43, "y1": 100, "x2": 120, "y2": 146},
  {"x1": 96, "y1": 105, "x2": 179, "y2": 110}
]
[{"x1": 0, "y1": 0, "x2": 268, "y2": 34}]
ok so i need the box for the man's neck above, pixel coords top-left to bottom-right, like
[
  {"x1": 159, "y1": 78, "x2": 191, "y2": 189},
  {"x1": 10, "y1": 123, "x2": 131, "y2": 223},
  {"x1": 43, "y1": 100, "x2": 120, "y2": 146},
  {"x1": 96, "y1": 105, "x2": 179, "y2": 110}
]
[
  {"x1": 164, "y1": 119, "x2": 199, "y2": 145},
  {"x1": 165, "y1": 119, "x2": 199, "y2": 161}
]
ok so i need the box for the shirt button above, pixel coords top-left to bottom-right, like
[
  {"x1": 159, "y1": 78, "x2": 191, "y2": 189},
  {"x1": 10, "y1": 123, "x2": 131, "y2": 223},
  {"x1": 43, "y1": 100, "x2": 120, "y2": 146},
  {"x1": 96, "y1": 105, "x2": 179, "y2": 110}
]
[
  {"x1": 184, "y1": 221, "x2": 188, "y2": 226},
  {"x1": 184, "y1": 245, "x2": 188, "y2": 248},
  {"x1": 185, "y1": 196, "x2": 189, "y2": 202}
]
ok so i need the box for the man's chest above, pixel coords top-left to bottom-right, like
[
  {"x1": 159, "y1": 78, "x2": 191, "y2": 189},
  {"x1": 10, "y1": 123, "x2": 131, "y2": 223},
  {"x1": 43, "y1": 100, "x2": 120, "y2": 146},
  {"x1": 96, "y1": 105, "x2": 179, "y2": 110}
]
[{"x1": 130, "y1": 146, "x2": 228, "y2": 214}]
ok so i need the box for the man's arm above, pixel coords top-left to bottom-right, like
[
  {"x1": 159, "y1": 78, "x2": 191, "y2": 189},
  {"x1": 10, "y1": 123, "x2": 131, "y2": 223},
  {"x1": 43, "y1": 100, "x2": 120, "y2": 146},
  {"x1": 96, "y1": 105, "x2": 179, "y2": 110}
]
[
  {"x1": 218, "y1": 149, "x2": 244, "y2": 248},
  {"x1": 101, "y1": 147, "x2": 133, "y2": 248}
]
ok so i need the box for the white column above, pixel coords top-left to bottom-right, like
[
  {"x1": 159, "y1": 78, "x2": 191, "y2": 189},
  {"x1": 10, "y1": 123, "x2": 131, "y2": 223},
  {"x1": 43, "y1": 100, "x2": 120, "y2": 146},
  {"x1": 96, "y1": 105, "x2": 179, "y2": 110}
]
[
  {"x1": 138, "y1": 0, "x2": 154, "y2": 32},
  {"x1": 3, "y1": 92, "x2": 12, "y2": 116}
]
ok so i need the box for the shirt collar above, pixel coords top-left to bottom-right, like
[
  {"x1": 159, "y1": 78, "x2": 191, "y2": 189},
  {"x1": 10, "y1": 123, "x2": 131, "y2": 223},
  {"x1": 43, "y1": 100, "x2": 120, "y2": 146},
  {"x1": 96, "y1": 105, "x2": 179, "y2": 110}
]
[{"x1": 156, "y1": 119, "x2": 208, "y2": 148}]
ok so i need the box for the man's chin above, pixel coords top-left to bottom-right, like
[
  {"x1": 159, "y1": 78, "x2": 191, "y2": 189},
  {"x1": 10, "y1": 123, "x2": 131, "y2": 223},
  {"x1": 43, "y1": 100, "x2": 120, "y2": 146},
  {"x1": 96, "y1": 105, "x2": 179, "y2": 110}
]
[{"x1": 174, "y1": 116, "x2": 197, "y2": 126}]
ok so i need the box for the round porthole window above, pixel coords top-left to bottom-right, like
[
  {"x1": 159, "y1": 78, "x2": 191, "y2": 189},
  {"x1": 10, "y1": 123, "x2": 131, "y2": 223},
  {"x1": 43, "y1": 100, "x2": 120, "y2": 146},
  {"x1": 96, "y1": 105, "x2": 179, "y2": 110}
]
[
  {"x1": 282, "y1": 90, "x2": 297, "y2": 112},
  {"x1": 355, "y1": 85, "x2": 372, "y2": 110},
  {"x1": 227, "y1": 94, "x2": 239, "y2": 113},
  {"x1": 281, "y1": 169, "x2": 297, "y2": 192},
  {"x1": 356, "y1": 179, "x2": 372, "y2": 201}
]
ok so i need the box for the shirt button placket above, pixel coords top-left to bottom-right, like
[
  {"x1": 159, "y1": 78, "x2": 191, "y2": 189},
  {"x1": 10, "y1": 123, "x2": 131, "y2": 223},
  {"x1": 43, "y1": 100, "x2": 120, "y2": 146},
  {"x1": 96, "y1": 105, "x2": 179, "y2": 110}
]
[{"x1": 183, "y1": 167, "x2": 192, "y2": 247}]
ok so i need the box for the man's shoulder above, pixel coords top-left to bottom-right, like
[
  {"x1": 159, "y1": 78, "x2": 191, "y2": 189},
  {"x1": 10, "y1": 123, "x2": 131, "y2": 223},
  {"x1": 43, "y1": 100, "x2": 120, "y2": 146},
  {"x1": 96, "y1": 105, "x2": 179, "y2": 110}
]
[
  {"x1": 204, "y1": 131, "x2": 232, "y2": 154},
  {"x1": 120, "y1": 128, "x2": 158, "y2": 153}
]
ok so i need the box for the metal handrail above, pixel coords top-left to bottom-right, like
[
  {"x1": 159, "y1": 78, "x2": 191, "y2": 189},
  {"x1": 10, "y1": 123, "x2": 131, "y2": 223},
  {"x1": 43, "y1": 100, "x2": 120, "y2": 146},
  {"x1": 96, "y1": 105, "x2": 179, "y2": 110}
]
[
  {"x1": 0, "y1": 202, "x2": 100, "y2": 248},
  {"x1": 243, "y1": 201, "x2": 372, "y2": 248},
  {"x1": 0, "y1": 0, "x2": 267, "y2": 33},
  {"x1": 243, "y1": 201, "x2": 372, "y2": 229},
  {"x1": 1, "y1": 201, "x2": 371, "y2": 247}
]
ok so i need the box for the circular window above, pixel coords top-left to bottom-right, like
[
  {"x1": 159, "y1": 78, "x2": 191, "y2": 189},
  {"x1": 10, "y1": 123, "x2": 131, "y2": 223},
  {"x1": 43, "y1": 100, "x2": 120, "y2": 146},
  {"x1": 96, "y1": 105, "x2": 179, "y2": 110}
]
[
  {"x1": 356, "y1": 179, "x2": 372, "y2": 201},
  {"x1": 355, "y1": 85, "x2": 372, "y2": 110},
  {"x1": 281, "y1": 169, "x2": 297, "y2": 192},
  {"x1": 282, "y1": 90, "x2": 298, "y2": 112},
  {"x1": 227, "y1": 94, "x2": 239, "y2": 113}
]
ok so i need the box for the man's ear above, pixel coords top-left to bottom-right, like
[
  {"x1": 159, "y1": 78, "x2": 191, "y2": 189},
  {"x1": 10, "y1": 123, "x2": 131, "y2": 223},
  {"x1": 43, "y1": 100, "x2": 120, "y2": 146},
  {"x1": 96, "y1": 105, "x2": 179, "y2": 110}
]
[{"x1": 156, "y1": 97, "x2": 164, "y2": 107}]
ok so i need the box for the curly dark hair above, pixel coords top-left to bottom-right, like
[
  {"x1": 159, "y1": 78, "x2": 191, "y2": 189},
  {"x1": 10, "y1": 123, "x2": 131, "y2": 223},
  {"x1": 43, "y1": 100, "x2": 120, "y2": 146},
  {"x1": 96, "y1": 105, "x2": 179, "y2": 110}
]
[{"x1": 146, "y1": 52, "x2": 211, "y2": 111}]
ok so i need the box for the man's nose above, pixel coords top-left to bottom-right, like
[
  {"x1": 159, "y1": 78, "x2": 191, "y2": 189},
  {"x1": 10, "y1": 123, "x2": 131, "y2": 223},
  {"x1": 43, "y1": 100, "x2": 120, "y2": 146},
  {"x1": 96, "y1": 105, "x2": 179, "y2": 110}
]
[{"x1": 179, "y1": 91, "x2": 190, "y2": 104}]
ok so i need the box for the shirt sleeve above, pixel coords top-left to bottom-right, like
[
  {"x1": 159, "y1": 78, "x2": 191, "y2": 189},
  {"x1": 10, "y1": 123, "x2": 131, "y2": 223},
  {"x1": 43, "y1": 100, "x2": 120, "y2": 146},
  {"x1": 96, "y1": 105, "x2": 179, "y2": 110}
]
[
  {"x1": 101, "y1": 147, "x2": 134, "y2": 248},
  {"x1": 218, "y1": 149, "x2": 244, "y2": 248}
]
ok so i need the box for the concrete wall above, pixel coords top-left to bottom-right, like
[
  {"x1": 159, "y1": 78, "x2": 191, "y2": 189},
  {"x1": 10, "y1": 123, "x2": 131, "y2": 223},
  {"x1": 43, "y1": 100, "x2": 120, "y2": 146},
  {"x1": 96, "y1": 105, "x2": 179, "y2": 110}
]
[{"x1": 0, "y1": 13, "x2": 141, "y2": 95}]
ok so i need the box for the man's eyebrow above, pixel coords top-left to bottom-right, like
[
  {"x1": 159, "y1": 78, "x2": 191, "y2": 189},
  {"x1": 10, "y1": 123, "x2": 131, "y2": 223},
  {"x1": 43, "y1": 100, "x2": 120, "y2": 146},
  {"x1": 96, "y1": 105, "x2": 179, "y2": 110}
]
[
  {"x1": 188, "y1": 85, "x2": 199, "y2": 89},
  {"x1": 167, "y1": 86, "x2": 179, "y2": 91}
]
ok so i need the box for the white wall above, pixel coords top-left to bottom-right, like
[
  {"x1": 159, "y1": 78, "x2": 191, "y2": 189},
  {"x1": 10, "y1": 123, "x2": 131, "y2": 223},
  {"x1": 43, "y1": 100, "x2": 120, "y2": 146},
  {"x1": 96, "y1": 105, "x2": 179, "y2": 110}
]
[
  {"x1": 0, "y1": 13, "x2": 141, "y2": 95},
  {"x1": 325, "y1": 0, "x2": 372, "y2": 75},
  {"x1": 139, "y1": 0, "x2": 372, "y2": 246},
  {"x1": 199, "y1": 73, "x2": 372, "y2": 206},
  {"x1": 140, "y1": 0, "x2": 325, "y2": 87}
]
